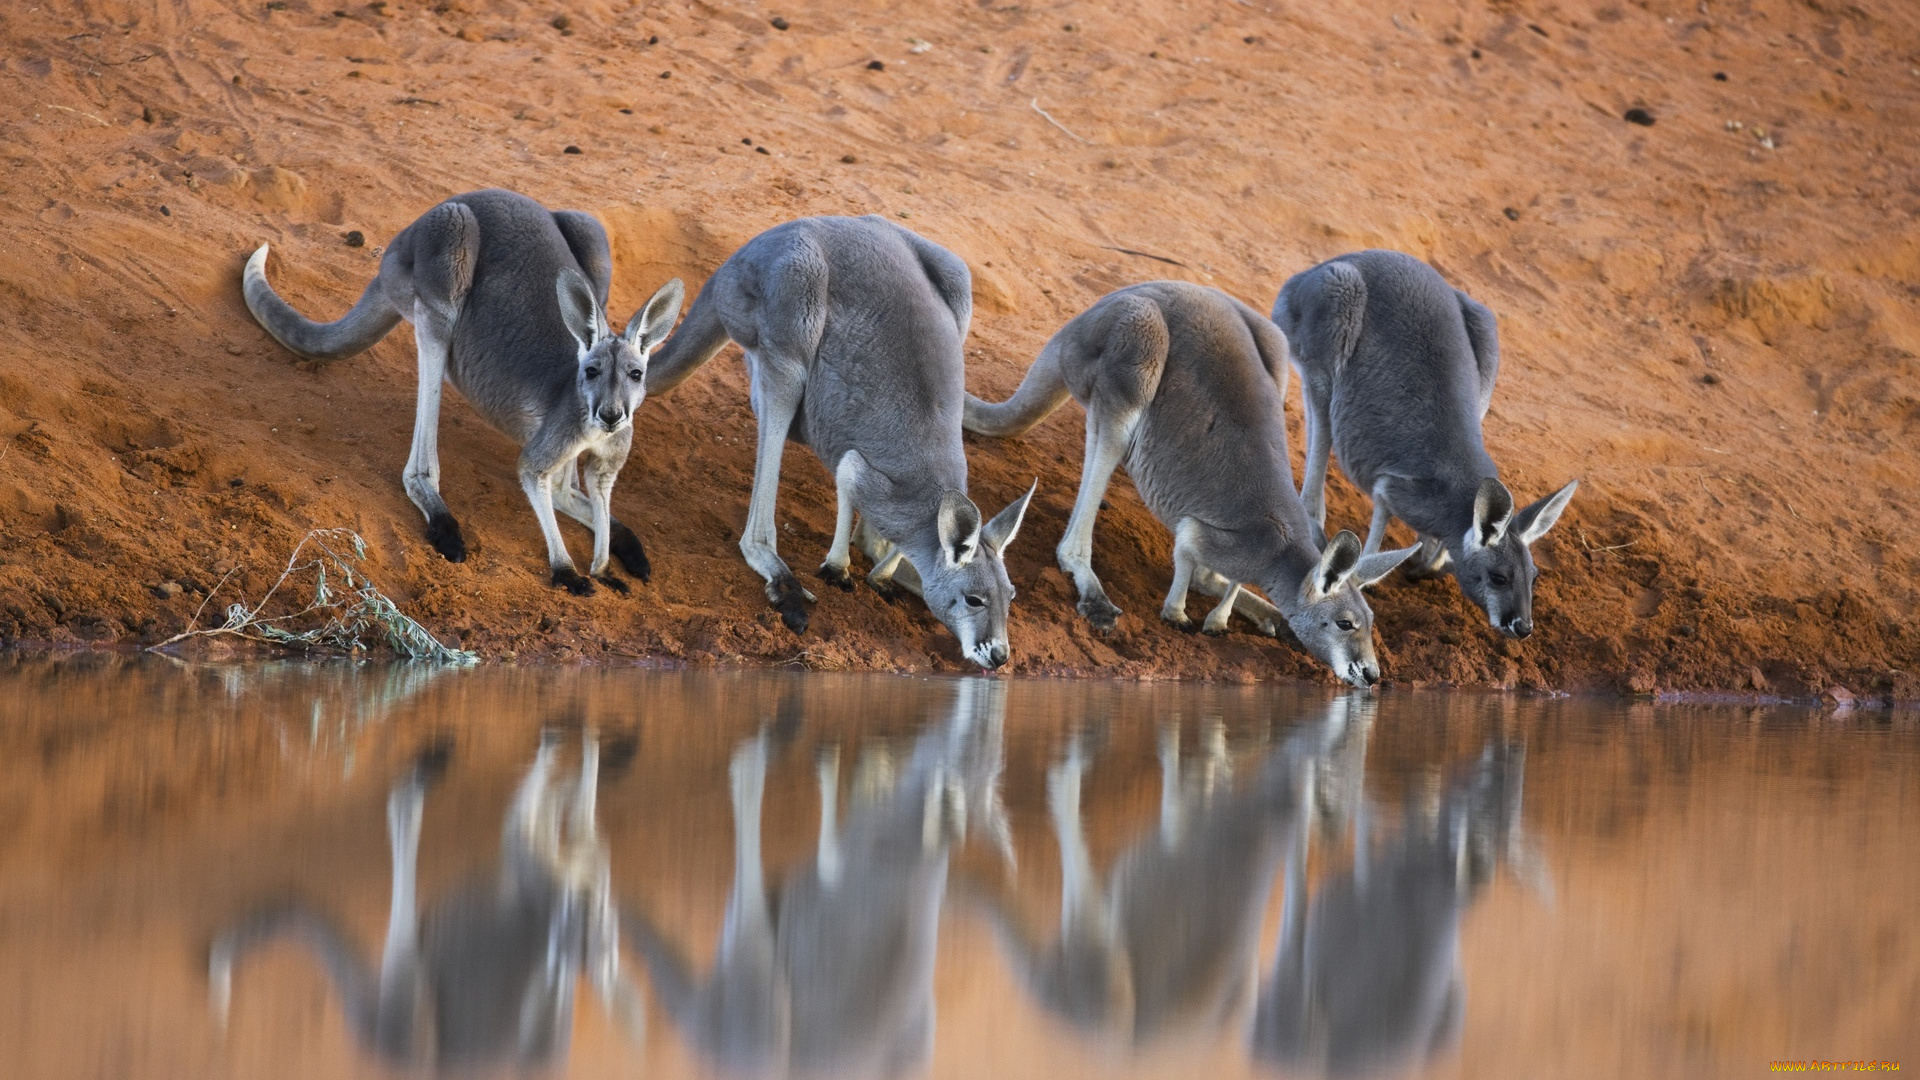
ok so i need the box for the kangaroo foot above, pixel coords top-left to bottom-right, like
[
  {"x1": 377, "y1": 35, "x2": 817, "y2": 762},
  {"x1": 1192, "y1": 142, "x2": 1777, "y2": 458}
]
[
  {"x1": 426, "y1": 512, "x2": 467, "y2": 563},
  {"x1": 1077, "y1": 593, "x2": 1122, "y2": 633},
  {"x1": 870, "y1": 576, "x2": 905, "y2": 603},
  {"x1": 1201, "y1": 622, "x2": 1231, "y2": 637},
  {"x1": 594, "y1": 573, "x2": 631, "y2": 595},
  {"x1": 609, "y1": 522, "x2": 651, "y2": 582},
  {"x1": 1161, "y1": 610, "x2": 1197, "y2": 633},
  {"x1": 552, "y1": 566, "x2": 596, "y2": 596},
  {"x1": 816, "y1": 562, "x2": 856, "y2": 591},
  {"x1": 767, "y1": 573, "x2": 813, "y2": 633}
]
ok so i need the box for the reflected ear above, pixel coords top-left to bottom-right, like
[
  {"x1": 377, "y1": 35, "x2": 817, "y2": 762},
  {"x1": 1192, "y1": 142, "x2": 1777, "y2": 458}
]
[
  {"x1": 1513, "y1": 480, "x2": 1579, "y2": 546},
  {"x1": 1354, "y1": 544, "x2": 1419, "y2": 589},
  {"x1": 624, "y1": 278, "x2": 685, "y2": 353},
  {"x1": 556, "y1": 268, "x2": 606, "y2": 351},
  {"x1": 937, "y1": 490, "x2": 982, "y2": 568},
  {"x1": 1471, "y1": 477, "x2": 1514, "y2": 549},
  {"x1": 1313, "y1": 530, "x2": 1363, "y2": 595},
  {"x1": 981, "y1": 480, "x2": 1036, "y2": 555}
]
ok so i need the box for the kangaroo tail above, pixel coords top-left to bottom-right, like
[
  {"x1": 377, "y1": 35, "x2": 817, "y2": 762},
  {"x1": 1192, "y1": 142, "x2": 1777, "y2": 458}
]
[
  {"x1": 242, "y1": 244, "x2": 402, "y2": 362},
  {"x1": 644, "y1": 280, "x2": 733, "y2": 395},
  {"x1": 962, "y1": 339, "x2": 1072, "y2": 439}
]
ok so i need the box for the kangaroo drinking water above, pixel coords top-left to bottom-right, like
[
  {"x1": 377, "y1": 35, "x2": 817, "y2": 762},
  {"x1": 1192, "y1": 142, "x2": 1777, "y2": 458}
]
[
  {"x1": 964, "y1": 281, "x2": 1416, "y2": 687},
  {"x1": 645, "y1": 215, "x2": 1033, "y2": 668},
  {"x1": 1273, "y1": 250, "x2": 1577, "y2": 638},
  {"x1": 242, "y1": 188, "x2": 684, "y2": 595}
]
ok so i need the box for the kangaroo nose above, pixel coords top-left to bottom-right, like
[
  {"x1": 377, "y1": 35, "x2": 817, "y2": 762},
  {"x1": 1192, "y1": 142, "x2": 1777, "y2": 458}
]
[
  {"x1": 1504, "y1": 617, "x2": 1533, "y2": 640},
  {"x1": 985, "y1": 643, "x2": 1009, "y2": 669},
  {"x1": 1360, "y1": 665, "x2": 1380, "y2": 687},
  {"x1": 597, "y1": 406, "x2": 624, "y2": 428}
]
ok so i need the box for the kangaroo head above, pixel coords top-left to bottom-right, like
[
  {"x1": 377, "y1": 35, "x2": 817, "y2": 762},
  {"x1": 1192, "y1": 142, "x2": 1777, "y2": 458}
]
[
  {"x1": 1454, "y1": 477, "x2": 1578, "y2": 639},
  {"x1": 1286, "y1": 531, "x2": 1417, "y2": 688},
  {"x1": 556, "y1": 270, "x2": 684, "y2": 434},
  {"x1": 917, "y1": 484, "x2": 1035, "y2": 670}
]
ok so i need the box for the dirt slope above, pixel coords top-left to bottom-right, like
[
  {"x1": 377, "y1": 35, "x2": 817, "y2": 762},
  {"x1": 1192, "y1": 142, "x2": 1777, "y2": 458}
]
[{"x1": 0, "y1": 0, "x2": 1916, "y2": 699}]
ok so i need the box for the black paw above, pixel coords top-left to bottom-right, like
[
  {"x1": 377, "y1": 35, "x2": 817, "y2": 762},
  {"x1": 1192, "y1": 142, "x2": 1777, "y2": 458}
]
[
  {"x1": 426, "y1": 512, "x2": 467, "y2": 563},
  {"x1": 551, "y1": 566, "x2": 595, "y2": 596},
  {"x1": 817, "y1": 562, "x2": 855, "y2": 591},
  {"x1": 1163, "y1": 613, "x2": 1197, "y2": 634},
  {"x1": 1201, "y1": 623, "x2": 1230, "y2": 637},
  {"x1": 870, "y1": 576, "x2": 904, "y2": 603},
  {"x1": 1078, "y1": 594, "x2": 1122, "y2": 633},
  {"x1": 768, "y1": 574, "x2": 811, "y2": 633},
  {"x1": 609, "y1": 521, "x2": 651, "y2": 583},
  {"x1": 595, "y1": 573, "x2": 631, "y2": 595}
]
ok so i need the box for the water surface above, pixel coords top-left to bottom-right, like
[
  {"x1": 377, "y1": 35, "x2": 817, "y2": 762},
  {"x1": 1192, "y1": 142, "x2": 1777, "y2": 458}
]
[{"x1": 1, "y1": 654, "x2": 1914, "y2": 1079}]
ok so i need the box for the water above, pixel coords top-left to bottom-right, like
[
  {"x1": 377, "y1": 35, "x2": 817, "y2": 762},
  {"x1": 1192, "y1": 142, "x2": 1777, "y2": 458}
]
[{"x1": 1, "y1": 653, "x2": 1914, "y2": 1080}]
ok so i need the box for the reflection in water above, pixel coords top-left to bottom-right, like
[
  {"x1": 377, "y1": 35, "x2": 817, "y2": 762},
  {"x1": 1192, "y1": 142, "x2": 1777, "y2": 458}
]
[
  {"x1": 1254, "y1": 742, "x2": 1533, "y2": 1078},
  {"x1": 974, "y1": 695, "x2": 1373, "y2": 1053},
  {"x1": 1, "y1": 653, "x2": 1913, "y2": 1080},
  {"x1": 209, "y1": 730, "x2": 642, "y2": 1071},
  {"x1": 624, "y1": 679, "x2": 1010, "y2": 1078}
]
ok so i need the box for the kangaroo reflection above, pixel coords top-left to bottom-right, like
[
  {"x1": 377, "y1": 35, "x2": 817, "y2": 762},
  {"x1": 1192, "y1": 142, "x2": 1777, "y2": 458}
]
[
  {"x1": 975, "y1": 695, "x2": 1373, "y2": 1051},
  {"x1": 1252, "y1": 742, "x2": 1532, "y2": 1078},
  {"x1": 208, "y1": 731, "x2": 642, "y2": 1071},
  {"x1": 623, "y1": 679, "x2": 1010, "y2": 1078}
]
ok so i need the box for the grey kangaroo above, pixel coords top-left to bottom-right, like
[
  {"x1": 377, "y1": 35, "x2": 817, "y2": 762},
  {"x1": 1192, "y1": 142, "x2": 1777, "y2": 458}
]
[
  {"x1": 242, "y1": 188, "x2": 685, "y2": 594},
  {"x1": 964, "y1": 281, "x2": 1416, "y2": 687},
  {"x1": 644, "y1": 215, "x2": 1033, "y2": 668},
  {"x1": 1273, "y1": 250, "x2": 1577, "y2": 638},
  {"x1": 1252, "y1": 742, "x2": 1536, "y2": 1078},
  {"x1": 622, "y1": 679, "x2": 1010, "y2": 1077},
  {"x1": 971, "y1": 695, "x2": 1372, "y2": 1051},
  {"x1": 208, "y1": 732, "x2": 643, "y2": 1071}
]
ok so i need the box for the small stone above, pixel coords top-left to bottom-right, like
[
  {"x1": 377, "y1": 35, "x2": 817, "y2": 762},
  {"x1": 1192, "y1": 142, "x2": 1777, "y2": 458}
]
[
  {"x1": 550, "y1": 14, "x2": 570, "y2": 30},
  {"x1": 1748, "y1": 666, "x2": 1770, "y2": 691},
  {"x1": 152, "y1": 581, "x2": 183, "y2": 599},
  {"x1": 1713, "y1": 71, "x2": 1728, "y2": 81},
  {"x1": 770, "y1": 16, "x2": 789, "y2": 30},
  {"x1": 840, "y1": 153, "x2": 857, "y2": 163},
  {"x1": 563, "y1": 145, "x2": 582, "y2": 154},
  {"x1": 1821, "y1": 686, "x2": 1856, "y2": 710},
  {"x1": 619, "y1": 107, "x2": 632, "y2": 114},
  {"x1": 755, "y1": 146, "x2": 769, "y2": 155},
  {"x1": 742, "y1": 137, "x2": 753, "y2": 145},
  {"x1": 1623, "y1": 107, "x2": 1656, "y2": 126},
  {"x1": 158, "y1": 205, "x2": 171, "y2": 216},
  {"x1": 659, "y1": 70, "x2": 671, "y2": 78},
  {"x1": 1628, "y1": 670, "x2": 1658, "y2": 694},
  {"x1": 344, "y1": 229, "x2": 365, "y2": 247},
  {"x1": 866, "y1": 59, "x2": 885, "y2": 71},
  {"x1": 1503, "y1": 206, "x2": 1520, "y2": 221},
  {"x1": 1700, "y1": 372, "x2": 1720, "y2": 385}
]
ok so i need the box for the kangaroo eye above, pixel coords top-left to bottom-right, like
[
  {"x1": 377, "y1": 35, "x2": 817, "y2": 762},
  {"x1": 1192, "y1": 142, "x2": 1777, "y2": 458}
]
[
  {"x1": 964, "y1": 595, "x2": 986, "y2": 609},
  {"x1": 583, "y1": 365, "x2": 601, "y2": 379},
  {"x1": 1489, "y1": 572, "x2": 1510, "y2": 587},
  {"x1": 1336, "y1": 618, "x2": 1355, "y2": 632},
  {"x1": 628, "y1": 368, "x2": 643, "y2": 380}
]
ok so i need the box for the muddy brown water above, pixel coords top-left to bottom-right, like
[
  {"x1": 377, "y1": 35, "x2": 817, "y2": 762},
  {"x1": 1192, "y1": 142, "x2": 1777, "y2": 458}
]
[{"x1": 0, "y1": 653, "x2": 1914, "y2": 1080}]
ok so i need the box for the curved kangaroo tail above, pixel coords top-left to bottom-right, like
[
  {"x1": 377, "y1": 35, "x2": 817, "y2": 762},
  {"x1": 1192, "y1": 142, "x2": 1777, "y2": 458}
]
[
  {"x1": 243, "y1": 244, "x2": 402, "y2": 362},
  {"x1": 963, "y1": 339, "x2": 1071, "y2": 438},
  {"x1": 644, "y1": 281, "x2": 733, "y2": 395}
]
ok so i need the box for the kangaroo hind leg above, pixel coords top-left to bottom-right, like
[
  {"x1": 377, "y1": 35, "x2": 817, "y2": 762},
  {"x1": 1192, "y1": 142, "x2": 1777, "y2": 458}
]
[
  {"x1": 551, "y1": 465, "x2": 651, "y2": 584},
  {"x1": 395, "y1": 201, "x2": 480, "y2": 563}
]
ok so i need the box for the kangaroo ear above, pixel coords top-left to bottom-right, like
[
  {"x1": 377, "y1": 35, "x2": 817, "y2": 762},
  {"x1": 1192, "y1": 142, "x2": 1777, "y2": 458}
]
[
  {"x1": 1513, "y1": 479, "x2": 1578, "y2": 546},
  {"x1": 624, "y1": 278, "x2": 685, "y2": 353},
  {"x1": 1353, "y1": 543, "x2": 1420, "y2": 589},
  {"x1": 556, "y1": 268, "x2": 606, "y2": 350},
  {"x1": 1471, "y1": 477, "x2": 1514, "y2": 549},
  {"x1": 981, "y1": 480, "x2": 1037, "y2": 556},
  {"x1": 937, "y1": 490, "x2": 983, "y2": 568},
  {"x1": 1312, "y1": 530, "x2": 1364, "y2": 595}
]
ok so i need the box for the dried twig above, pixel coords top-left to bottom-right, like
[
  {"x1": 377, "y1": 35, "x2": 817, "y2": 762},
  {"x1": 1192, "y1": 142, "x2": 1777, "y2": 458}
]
[
  {"x1": 149, "y1": 528, "x2": 476, "y2": 664},
  {"x1": 1578, "y1": 528, "x2": 1638, "y2": 553},
  {"x1": 1030, "y1": 98, "x2": 1089, "y2": 143},
  {"x1": 1102, "y1": 245, "x2": 1188, "y2": 268}
]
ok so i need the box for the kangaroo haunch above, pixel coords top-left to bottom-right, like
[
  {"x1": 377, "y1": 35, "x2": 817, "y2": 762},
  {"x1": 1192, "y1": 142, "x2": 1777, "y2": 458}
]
[
  {"x1": 646, "y1": 215, "x2": 1034, "y2": 670},
  {"x1": 241, "y1": 188, "x2": 684, "y2": 596}
]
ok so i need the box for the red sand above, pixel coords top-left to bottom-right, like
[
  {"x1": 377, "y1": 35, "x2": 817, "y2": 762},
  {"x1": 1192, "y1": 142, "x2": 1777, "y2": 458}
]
[{"x1": 0, "y1": 0, "x2": 1915, "y2": 699}]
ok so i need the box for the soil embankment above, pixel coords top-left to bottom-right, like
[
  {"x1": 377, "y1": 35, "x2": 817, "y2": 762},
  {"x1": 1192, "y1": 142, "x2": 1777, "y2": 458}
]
[{"x1": 0, "y1": 0, "x2": 1915, "y2": 699}]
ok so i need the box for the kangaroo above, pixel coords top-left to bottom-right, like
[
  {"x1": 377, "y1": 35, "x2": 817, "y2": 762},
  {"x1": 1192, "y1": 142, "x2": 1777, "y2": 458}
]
[
  {"x1": 963, "y1": 281, "x2": 1416, "y2": 687},
  {"x1": 208, "y1": 732, "x2": 643, "y2": 1071},
  {"x1": 971, "y1": 695, "x2": 1372, "y2": 1052},
  {"x1": 1252, "y1": 741, "x2": 1535, "y2": 1078},
  {"x1": 1272, "y1": 250, "x2": 1578, "y2": 638},
  {"x1": 242, "y1": 188, "x2": 685, "y2": 594},
  {"x1": 621, "y1": 679, "x2": 1010, "y2": 1078},
  {"x1": 644, "y1": 215, "x2": 1034, "y2": 668}
]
